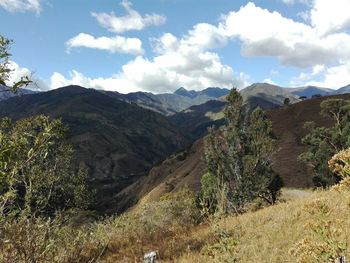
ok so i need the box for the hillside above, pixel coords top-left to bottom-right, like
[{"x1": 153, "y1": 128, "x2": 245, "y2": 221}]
[
  {"x1": 0, "y1": 85, "x2": 190, "y2": 212},
  {"x1": 289, "y1": 85, "x2": 333, "y2": 98},
  {"x1": 103, "y1": 87, "x2": 230, "y2": 116},
  {"x1": 169, "y1": 90, "x2": 285, "y2": 142},
  {"x1": 169, "y1": 100, "x2": 226, "y2": 140},
  {"x1": 333, "y1": 84, "x2": 350, "y2": 95},
  {"x1": 240, "y1": 83, "x2": 299, "y2": 105},
  {"x1": 121, "y1": 94, "x2": 350, "y2": 204},
  {"x1": 0, "y1": 84, "x2": 36, "y2": 101},
  {"x1": 125, "y1": 187, "x2": 349, "y2": 262}
]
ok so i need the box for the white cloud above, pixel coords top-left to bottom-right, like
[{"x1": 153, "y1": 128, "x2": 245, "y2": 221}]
[
  {"x1": 0, "y1": 0, "x2": 41, "y2": 14},
  {"x1": 6, "y1": 61, "x2": 32, "y2": 86},
  {"x1": 91, "y1": 0, "x2": 166, "y2": 33},
  {"x1": 52, "y1": 21, "x2": 250, "y2": 93},
  {"x1": 50, "y1": 70, "x2": 141, "y2": 94},
  {"x1": 5, "y1": 61, "x2": 49, "y2": 90},
  {"x1": 263, "y1": 78, "x2": 277, "y2": 85},
  {"x1": 56, "y1": 1, "x2": 350, "y2": 92},
  {"x1": 66, "y1": 33, "x2": 143, "y2": 55},
  {"x1": 305, "y1": 63, "x2": 350, "y2": 89},
  {"x1": 270, "y1": 70, "x2": 279, "y2": 76},
  {"x1": 310, "y1": 0, "x2": 350, "y2": 35},
  {"x1": 281, "y1": 0, "x2": 310, "y2": 5},
  {"x1": 219, "y1": 2, "x2": 350, "y2": 68},
  {"x1": 281, "y1": 0, "x2": 295, "y2": 5}
]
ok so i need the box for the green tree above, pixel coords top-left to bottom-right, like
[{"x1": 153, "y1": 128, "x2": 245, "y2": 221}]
[
  {"x1": 299, "y1": 98, "x2": 350, "y2": 187},
  {"x1": 0, "y1": 35, "x2": 31, "y2": 92},
  {"x1": 284, "y1": 97, "x2": 290, "y2": 106},
  {"x1": 0, "y1": 115, "x2": 94, "y2": 217},
  {"x1": 202, "y1": 88, "x2": 282, "y2": 215}
]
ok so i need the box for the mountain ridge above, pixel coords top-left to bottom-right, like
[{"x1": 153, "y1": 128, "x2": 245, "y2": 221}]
[{"x1": 0, "y1": 85, "x2": 190, "y2": 213}]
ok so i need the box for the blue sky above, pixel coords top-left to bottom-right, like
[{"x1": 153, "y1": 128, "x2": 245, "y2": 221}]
[{"x1": 1, "y1": 0, "x2": 350, "y2": 93}]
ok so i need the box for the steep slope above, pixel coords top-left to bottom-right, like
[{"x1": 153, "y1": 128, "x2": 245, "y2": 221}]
[
  {"x1": 124, "y1": 94, "x2": 350, "y2": 204},
  {"x1": 169, "y1": 100, "x2": 226, "y2": 140},
  {"x1": 0, "y1": 85, "x2": 190, "y2": 212},
  {"x1": 115, "y1": 139, "x2": 205, "y2": 209},
  {"x1": 332, "y1": 83, "x2": 350, "y2": 95},
  {"x1": 241, "y1": 83, "x2": 299, "y2": 105},
  {"x1": 169, "y1": 93, "x2": 282, "y2": 141}
]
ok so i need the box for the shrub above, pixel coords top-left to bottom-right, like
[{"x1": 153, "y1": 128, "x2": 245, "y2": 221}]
[
  {"x1": 101, "y1": 188, "x2": 201, "y2": 261},
  {"x1": 290, "y1": 198, "x2": 346, "y2": 262},
  {"x1": 0, "y1": 216, "x2": 107, "y2": 263}
]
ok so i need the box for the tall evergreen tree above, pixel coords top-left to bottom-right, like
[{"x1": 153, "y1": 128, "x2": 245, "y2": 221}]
[{"x1": 202, "y1": 88, "x2": 282, "y2": 214}]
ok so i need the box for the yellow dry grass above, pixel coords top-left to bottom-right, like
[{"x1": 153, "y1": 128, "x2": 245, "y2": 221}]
[{"x1": 158, "y1": 188, "x2": 350, "y2": 262}]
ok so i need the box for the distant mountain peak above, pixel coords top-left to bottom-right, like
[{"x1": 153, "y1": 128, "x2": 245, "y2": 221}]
[
  {"x1": 175, "y1": 87, "x2": 186, "y2": 92},
  {"x1": 174, "y1": 87, "x2": 197, "y2": 98},
  {"x1": 0, "y1": 84, "x2": 37, "y2": 102},
  {"x1": 199, "y1": 87, "x2": 230, "y2": 98}
]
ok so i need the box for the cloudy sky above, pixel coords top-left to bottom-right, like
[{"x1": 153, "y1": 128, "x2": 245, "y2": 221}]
[{"x1": 1, "y1": 0, "x2": 350, "y2": 93}]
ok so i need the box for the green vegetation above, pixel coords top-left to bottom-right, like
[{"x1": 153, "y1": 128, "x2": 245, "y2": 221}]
[
  {"x1": 283, "y1": 97, "x2": 290, "y2": 106},
  {"x1": 200, "y1": 89, "x2": 282, "y2": 215},
  {"x1": 0, "y1": 34, "x2": 101, "y2": 262},
  {"x1": 2, "y1": 34, "x2": 350, "y2": 262},
  {"x1": 0, "y1": 115, "x2": 94, "y2": 217},
  {"x1": 0, "y1": 35, "x2": 31, "y2": 92},
  {"x1": 299, "y1": 98, "x2": 350, "y2": 187}
]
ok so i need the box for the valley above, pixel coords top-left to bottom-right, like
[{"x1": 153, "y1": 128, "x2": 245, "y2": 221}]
[{"x1": 1, "y1": 83, "x2": 350, "y2": 213}]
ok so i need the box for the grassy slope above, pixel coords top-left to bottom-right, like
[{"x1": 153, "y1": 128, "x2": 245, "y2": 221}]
[
  {"x1": 115, "y1": 187, "x2": 349, "y2": 262},
  {"x1": 174, "y1": 187, "x2": 350, "y2": 262}
]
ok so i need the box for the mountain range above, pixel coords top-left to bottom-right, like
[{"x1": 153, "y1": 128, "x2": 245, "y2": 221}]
[
  {"x1": 1, "y1": 82, "x2": 350, "y2": 212},
  {"x1": 103, "y1": 87, "x2": 230, "y2": 116},
  {"x1": 0, "y1": 84, "x2": 36, "y2": 101},
  {"x1": 0, "y1": 85, "x2": 190, "y2": 212},
  {"x1": 120, "y1": 93, "x2": 350, "y2": 206}
]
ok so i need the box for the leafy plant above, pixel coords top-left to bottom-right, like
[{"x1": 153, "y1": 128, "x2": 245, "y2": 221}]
[
  {"x1": 202, "y1": 88, "x2": 282, "y2": 215},
  {"x1": 0, "y1": 35, "x2": 31, "y2": 92},
  {"x1": 290, "y1": 199, "x2": 346, "y2": 263},
  {"x1": 299, "y1": 98, "x2": 350, "y2": 187},
  {"x1": 0, "y1": 115, "x2": 94, "y2": 217}
]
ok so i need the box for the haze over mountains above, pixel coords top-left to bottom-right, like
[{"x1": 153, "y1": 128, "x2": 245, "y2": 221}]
[
  {"x1": 1, "y1": 82, "x2": 350, "y2": 212},
  {"x1": 0, "y1": 84, "x2": 36, "y2": 101},
  {"x1": 102, "y1": 87, "x2": 230, "y2": 115}
]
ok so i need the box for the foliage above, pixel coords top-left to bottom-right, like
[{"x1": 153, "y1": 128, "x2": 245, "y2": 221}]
[
  {"x1": 0, "y1": 34, "x2": 31, "y2": 92},
  {"x1": 290, "y1": 199, "x2": 346, "y2": 262},
  {"x1": 198, "y1": 172, "x2": 220, "y2": 216},
  {"x1": 0, "y1": 215, "x2": 107, "y2": 263},
  {"x1": 201, "y1": 227, "x2": 238, "y2": 263},
  {"x1": 101, "y1": 188, "x2": 202, "y2": 261},
  {"x1": 0, "y1": 115, "x2": 94, "y2": 217},
  {"x1": 329, "y1": 147, "x2": 350, "y2": 179},
  {"x1": 283, "y1": 97, "x2": 290, "y2": 106},
  {"x1": 202, "y1": 88, "x2": 282, "y2": 215},
  {"x1": 299, "y1": 98, "x2": 350, "y2": 187}
]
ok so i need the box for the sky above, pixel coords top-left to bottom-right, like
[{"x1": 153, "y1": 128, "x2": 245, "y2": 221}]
[{"x1": 1, "y1": 0, "x2": 350, "y2": 93}]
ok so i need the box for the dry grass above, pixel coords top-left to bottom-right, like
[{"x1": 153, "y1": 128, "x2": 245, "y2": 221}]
[
  {"x1": 2, "y1": 187, "x2": 350, "y2": 263},
  {"x1": 168, "y1": 187, "x2": 350, "y2": 263},
  {"x1": 100, "y1": 186, "x2": 350, "y2": 262}
]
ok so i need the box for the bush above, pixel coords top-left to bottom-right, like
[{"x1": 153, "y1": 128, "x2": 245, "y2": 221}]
[
  {"x1": 101, "y1": 188, "x2": 201, "y2": 261},
  {"x1": 329, "y1": 148, "x2": 350, "y2": 179},
  {"x1": 0, "y1": 115, "x2": 94, "y2": 217},
  {"x1": 0, "y1": 216, "x2": 107, "y2": 263}
]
